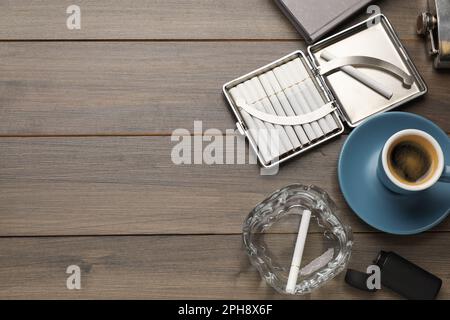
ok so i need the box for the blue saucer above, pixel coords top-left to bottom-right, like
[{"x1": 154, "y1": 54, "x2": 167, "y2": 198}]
[{"x1": 338, "y1": 112, "x2": 450, "y2": 235}]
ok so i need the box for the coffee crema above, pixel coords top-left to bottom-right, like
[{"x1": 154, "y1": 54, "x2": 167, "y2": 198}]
[{"x1": 387, "y1": 135, "x2": 439, "y2": 185}]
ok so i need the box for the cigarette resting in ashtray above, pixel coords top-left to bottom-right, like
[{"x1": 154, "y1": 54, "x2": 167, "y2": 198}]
[
  {"x1": 320, "y1": 50, "x2": 394, "y2": 100},
  {"x1": 286, "y1": 209, "x2": 311, "y2": 294},
  {"x1": 285, "y1": 209, "x2": 335, "y2": 294}
]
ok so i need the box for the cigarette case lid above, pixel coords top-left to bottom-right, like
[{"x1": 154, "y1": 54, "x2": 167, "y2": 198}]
[
  {"x1": 275, "y1": 0, "x2": 374, "y2": 43},
  {"x1": 307, "y1": 14, "x2": 427, "y2": 127}
]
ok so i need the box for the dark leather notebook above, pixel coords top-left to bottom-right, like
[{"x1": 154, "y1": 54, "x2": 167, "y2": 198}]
[{"x1": 275, "y1": 0, "x2": 374, "y2": 43}]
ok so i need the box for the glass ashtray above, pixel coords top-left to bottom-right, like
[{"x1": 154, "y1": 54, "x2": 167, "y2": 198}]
[{"x1": 243, "y1": 184, "x2": 353, "y2": 295}]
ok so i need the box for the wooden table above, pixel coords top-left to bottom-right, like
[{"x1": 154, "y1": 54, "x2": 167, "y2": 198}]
[{"x1": 0, "y1": 0, "x2": 449, "y2": 299}]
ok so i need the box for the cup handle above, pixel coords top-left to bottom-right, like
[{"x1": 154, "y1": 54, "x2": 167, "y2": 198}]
[{"x1": 439, "y1": 165, "x2": 450, "y2": 183}]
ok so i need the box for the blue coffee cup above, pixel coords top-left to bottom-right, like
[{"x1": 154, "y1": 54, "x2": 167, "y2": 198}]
[{"x1": 377, "y1": 129, "x2": 450, "y2": 195}]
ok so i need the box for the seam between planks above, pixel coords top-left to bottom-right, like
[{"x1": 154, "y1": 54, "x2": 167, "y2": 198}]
[
  {"x1": 0, "y1": 133, "x2": 448, "y2": 138},
  {"x1": 0, "y1": 230, "x2": 449, "y2": 239},
  {"x1": 0, "y1": 38, "x2": 422, "y2": 43}
]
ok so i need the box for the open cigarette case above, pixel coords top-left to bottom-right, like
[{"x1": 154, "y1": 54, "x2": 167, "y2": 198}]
[{"x1": 222, "y1": 14, "x2": 427, "y2": 168}]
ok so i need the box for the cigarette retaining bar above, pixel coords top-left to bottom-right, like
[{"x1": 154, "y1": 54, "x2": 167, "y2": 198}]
[{"x1": 320, "y1": 50, "x2": 394, "y2": 99}]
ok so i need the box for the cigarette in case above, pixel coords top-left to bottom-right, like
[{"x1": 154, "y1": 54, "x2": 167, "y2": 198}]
[
  {"x1": 283, "y1": 64, "x2": 331, "y2": 135},
  {"x1": 247, "y1": 77, "x2": 295, "y2": 152},
  {"x1": 284, "y1": 61, "x2": 333, "y2": 135},
  {"x1": 279, "y1": 65, "x2": 325, "y2": 138},
  {"x1": 320, "y1": 50, "x2": 394, "y2": 99},
  {"x1": 236, "y1": 83, "x2": 283, "y2": 161},
  {"x1": 229, "y1": 87, "x2": 272, "y2": 164},
  {"x1": 259, "y1": 73, "x2": 307, "y2": 147},
  {"x1": 264, "y1": 71, "x2": 311, "y2": 145},
  {"x1": 244, "y1": 79, "x2": 293, "y2": 153},
  {"x1": 273, "y1": 66, "x2": 318, "y2": 141},
  {"x1": 291, "y1": 59, "x2": 339, "y2": 131},
  {"x1": 239, "y1": 82, "x2": 288, "y2": 158}
]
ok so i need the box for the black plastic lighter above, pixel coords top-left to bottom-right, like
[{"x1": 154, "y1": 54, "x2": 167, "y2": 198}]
[{"x1": 374, "y1": 251, "x2": 442, "y2": 300}]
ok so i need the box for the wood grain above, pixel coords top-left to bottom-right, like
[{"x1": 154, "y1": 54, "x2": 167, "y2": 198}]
[
  {"x1": 0, "y1": 0, "x2": 449, "y2": 300},
  {"x1": 0, "y1": 233, "x2": 448, "y2": 299},
  {"x1": 0, "y1": 0, "x2": 427, "y2": 40},
  {"x1": 0, "y1": 135, "x2": 448, "y2": 236},
  {"x1": 0, "y1": 40, "x2": 449, "y2": 136}
]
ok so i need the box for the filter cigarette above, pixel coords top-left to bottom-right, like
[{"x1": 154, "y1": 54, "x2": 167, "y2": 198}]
[
  {"x1": 284, "y1": 63, "x2": 332, "y2": 135},
  {"x1": 300, "y1": 81, "x2": 335, "y2": 133},
  {"x1": 290, "y1": 59, "x2": 339, "y2": 132},
  {"x1": 244, "y1": 79, "x2": 293, "y2": 155},
  {"x1": 279, "y1": 64, "x2": 324, "y2": 138},
  {"x1": 263, "y1": 72, "x2": 310, "y2": 146},
  {"x1": 237, "y1": 83, "x2": 284, "y2": 161},
  {"x1": 229, "y1": 87, "x2": 272, "y2": 164},
  {"x1": 258, "y1": 74, "x2": 302, "y2": 149},
  {"x1": 248, "y1": 78, "x2": 295, "y2": 152},
  {"x1": 320, "y1": 50, "x2": 393, "y2": 100},
  {"x1": 286, "y1": 209, "x2": 311, "y2": 294},
  {"x1": 273, "y1": 66, "x2": 318, "y2": 141},
  {"x1": 306, "y1": 77, "x2": 339, "y2": 131}
]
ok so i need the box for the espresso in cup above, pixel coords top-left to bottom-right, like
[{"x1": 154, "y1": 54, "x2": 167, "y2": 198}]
[
  {"x1": 378, "y1": 129, "x2": 450, "y2": 194},
  {"x1": 387, "y1": 135, "x2": 439, "y2": 185}
]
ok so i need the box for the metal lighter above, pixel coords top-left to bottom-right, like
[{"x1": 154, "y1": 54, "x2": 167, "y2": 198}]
[{"x1": 417, "y1": 0, "x2": 450, "y2": 69}]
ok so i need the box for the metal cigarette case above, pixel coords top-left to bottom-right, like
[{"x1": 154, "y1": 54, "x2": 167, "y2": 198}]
[{"x1": 223, "y1": 14, "x2": 427, "y2": 168}]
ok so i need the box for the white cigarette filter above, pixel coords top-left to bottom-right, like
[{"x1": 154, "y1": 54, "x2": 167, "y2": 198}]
[
  {"x1": 286, "y1": 209, "x2": 311, "y2": 294},
  {"x1": 246, "y1": 78, "x2": 294, "y2": 154},
  {"x1": 291, "y1": 59, "x2": 339, "y2": 132},
  {"x1": 279, "y1": 64, "x2": 324, "y2": 139},
  {"x1": 284, "y1": 61, "x2": 332, "y2": 135},
  {"x1": 239, "y1": 82, "x2": 287, "y2": 160},
  {"x1": 237, "y1": 83, "x2": 284, "y2": 162},
  {"x1": 320, "y1": 50, "x2": 393, "y2": 100},
  {"x1": 258, "y1": 74, "x2": 302, "y2": 149},
  {"x1": 273, "y1": 66, "x2": 317, "y2": 141},
  {"x1": 229, "y1": 87, "x2": 272, "y2": 164},
  {"x1": 263, "y1": 72, "x2": 310, "y2": 146}
]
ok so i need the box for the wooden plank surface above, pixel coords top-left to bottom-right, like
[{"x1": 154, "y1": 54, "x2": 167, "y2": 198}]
[
  {"x1": 0, "y1": 135, "x2": 448, "y2": 236},
  {"x1": 0, "y1": 40, "x2": 449, "y2": 136},
  {"x1": 0, "y1": 0, "x2": 426, "y2": 40},
  {"x1": 0, "y1": 233, "x2": 448, "y2": 299},
  {"x1": 0, "y1": 0, "x2": 449, "y2": 300}
]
